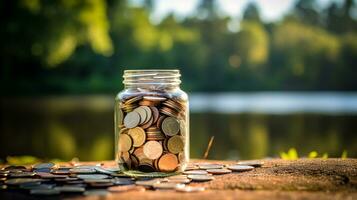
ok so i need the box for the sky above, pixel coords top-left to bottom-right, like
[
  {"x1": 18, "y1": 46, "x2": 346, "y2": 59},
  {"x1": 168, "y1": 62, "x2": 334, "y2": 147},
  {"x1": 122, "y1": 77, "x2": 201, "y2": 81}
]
[{"x1": 130, "y1": 0, "x2": 343, "y2": 23}]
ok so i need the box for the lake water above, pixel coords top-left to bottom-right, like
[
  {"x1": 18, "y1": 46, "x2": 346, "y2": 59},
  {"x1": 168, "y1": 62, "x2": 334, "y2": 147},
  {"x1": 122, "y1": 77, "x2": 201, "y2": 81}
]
[{"x1": 1, "y1": 92, "x2": 356, "y2": 161}]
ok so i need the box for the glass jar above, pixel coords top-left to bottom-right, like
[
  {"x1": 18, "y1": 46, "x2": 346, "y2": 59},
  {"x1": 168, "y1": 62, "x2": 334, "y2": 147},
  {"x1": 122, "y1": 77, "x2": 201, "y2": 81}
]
[{"x1": 115, "y1": 69, "x2": 189, "y2": 173}]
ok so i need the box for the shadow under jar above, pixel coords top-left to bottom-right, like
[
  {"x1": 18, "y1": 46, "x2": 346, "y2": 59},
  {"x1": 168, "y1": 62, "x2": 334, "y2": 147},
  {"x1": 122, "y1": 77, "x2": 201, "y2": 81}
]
[{"x1": 115, "y1": 70, "x2": 189, "y2": 173}]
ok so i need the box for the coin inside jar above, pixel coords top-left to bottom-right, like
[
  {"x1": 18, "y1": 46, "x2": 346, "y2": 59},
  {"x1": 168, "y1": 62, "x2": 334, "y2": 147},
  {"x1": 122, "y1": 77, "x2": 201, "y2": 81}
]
[
  {"x1": 161, "y1": 117, "x2": 180, "y2": 136},
  {"x1": 167, "y1": 135, "x2": 184, "y2": 154},
  {"x1": 118, "y1": 134, "x2": 132, "y2": 152},
  {"x1": 158, "y1": 153, "x2": 178, "y2": 172},
  {"x1": 143, "y1": 141, "x2": 163, "y2": 160},
  {"x1": 124, "y1": 111, "x2": 141, "y2": 128},
  {"x1": 128, "y1": 127, "x2": 146, "y2": 147}
]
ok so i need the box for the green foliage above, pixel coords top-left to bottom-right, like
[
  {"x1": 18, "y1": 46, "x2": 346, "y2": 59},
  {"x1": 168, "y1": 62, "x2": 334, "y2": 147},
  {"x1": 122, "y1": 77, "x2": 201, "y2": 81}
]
[
  {"x1": 280, "y1": 149, "x2": 349, "y2": 160},
  {"x1": 341, "y1": 150, "x2": 348, "y2": 159},
  {"x1": 6, "y1": 155, "x2": 39, "y2": 165},
  {"x1": 280, "y1": 148, "x2": 298, "y2": 160},
  {"x1": 308, "y1": 151, "x2": 318, "y2": 158},
  {"x1": 1, "y1": 0, "x2": 357, "y2": 93}
]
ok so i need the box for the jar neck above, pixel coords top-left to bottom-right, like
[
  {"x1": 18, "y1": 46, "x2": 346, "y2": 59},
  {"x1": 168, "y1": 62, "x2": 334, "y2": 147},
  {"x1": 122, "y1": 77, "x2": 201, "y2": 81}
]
[{"x1": 123, "y1": 70, "x2": 181, "y2": 90}]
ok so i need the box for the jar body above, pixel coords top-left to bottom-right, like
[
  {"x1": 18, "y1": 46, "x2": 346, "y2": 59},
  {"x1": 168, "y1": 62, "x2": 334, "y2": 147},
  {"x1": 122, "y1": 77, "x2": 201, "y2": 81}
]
[{"x1": 114, "y1": 70, "x2": 189, "y2": 173}]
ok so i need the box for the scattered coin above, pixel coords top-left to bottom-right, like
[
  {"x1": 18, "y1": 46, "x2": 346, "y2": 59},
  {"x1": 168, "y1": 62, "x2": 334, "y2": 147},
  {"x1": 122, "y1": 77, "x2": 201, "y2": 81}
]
[
  {"x1": 33, "y1": 163, "x2": 55, "y2": 169},
  {"x1": 187, "y1": 175, "x2": 214, "y2": 182},
  {"x1": 77, "y1": 174, "x2": 109, "y2": 180},
  {"x1": 108, "y1": 185, "x2": 145, "y2": 192},
  {"x1": 153, "y1": 182, "x2": 184, "y2": 190},
  {"x1": 237, "y1": 161, "x2": 264, "y2": 167},
  {"x1": 30, "y1": 189, "x2": 60, "y2": 195},
  {"x1": 199, "y1": 164, "x2": 224, "y2": 170},
  {"x1": 84, "y1": 189, "x2": 109, "y2": 196},
  {"x1": 227, "y1": 165, "x2": 254, "y2": 172},
  {"x1": 69, "y1": 167, "x2": 97, "y2": 174},
  {"x1": 55, "y1": 186, "x2": 85, "y2": 193},
  {"x1": 183, "y1": 170, "x2": 208, "y2": 175},
  {"x1": 5, "y1": 178, "x2": 43, "y2": 185},
  {"x1": 176, "y1": 186, "x2": 205, "y2": 193},
  {"x1": 206, "y1": 168, "x2": 232, "y2": 175}
]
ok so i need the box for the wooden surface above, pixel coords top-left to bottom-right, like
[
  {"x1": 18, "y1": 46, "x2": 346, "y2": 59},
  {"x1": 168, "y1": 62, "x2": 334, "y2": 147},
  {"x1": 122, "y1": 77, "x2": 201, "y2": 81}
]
[{"x1": 1, "y1": 158, "x2": 357, "y2": 200}]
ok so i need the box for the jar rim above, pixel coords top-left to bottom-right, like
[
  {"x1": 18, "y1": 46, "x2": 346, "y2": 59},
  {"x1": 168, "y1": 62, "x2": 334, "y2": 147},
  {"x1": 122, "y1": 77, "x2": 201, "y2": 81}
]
[{"x1": 123, "y1": 69, "x2": 181, "y2": 86}]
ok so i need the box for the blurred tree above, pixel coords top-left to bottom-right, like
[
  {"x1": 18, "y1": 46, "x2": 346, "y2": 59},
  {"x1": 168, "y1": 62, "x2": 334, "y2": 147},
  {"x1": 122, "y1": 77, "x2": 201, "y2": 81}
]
[
  {"x1": 243, "y1": 2, "x2": 261, "y2": 22},
  {"x1": 294, "y1": 0, "x2": 321, "y2": 26}
]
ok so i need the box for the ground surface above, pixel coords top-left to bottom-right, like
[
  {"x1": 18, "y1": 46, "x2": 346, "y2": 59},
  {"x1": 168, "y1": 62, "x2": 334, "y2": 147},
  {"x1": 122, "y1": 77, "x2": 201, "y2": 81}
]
[{"x1": 1, "y1": 158, "x2": 356, "y2": 200}]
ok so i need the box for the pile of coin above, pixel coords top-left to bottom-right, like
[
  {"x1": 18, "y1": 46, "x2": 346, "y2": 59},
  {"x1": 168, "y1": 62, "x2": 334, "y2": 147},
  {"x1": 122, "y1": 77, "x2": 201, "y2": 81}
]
[
  {"x1": 116, "y1": 94, "x2": 188, "y2": 172},
  {"x1": 0, "y1": 161, "x2": 263, "y2": 196}
]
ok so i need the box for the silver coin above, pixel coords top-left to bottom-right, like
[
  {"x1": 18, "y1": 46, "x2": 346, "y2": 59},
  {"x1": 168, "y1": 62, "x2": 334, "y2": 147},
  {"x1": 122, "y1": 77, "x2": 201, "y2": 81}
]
[
  {"x1": 183, "y1": 170, "x2": 208, "y2": 175},
  {"x1": 237, "y1": 161, "x2": 264, "y2": 167},
  {"x1": 20, "y1": 183, "x2": 55, "y2": 190},
  {"x1": 84, "y1": 189, "x2": 109, "y2": 196},
  {"x1": 30, "y1": 189, "x2": 60, "y2": 195},
  {"x1": 5, "y1": 178, "x2": 43, "y2": 185},
  {"x1": 206, "y1": 168, "x2": 232, "y2": 175},
  {"x1": 55, "y1": 186, "x2": 85, "y2": 193},
  {"x1": 198, "y1": 164, "x2": 224, "y2": 170},
  {"x1": 176, "y1": 186, "x2": 205, "y2": 192},
  {"x1": 77, "y1": 174, "x2": 109, "y2": 180},
  {"x1": 167, "y1": 178, "x2": 191, "y2": 184},
  {"x1": 227, "y1": 165, "x2": 254, "y2": 172},
  {"x1": 135, "y1": 179, "x2": 160, "y2": 187},
  {"x1": 33, "y1": 163, "x2": 55, "y2": 169},
  {"x1": 9, "y1": 172, "x2": 36, "y2": 178},
  {"x1": 187, "y1": 175, "x2": 214, "y2": 182},
  {"x1": 69, "y1": 167, "x2": 96, "y2": 174},
  {"x1": 123, "y1": 111, "x2": 141, "y2": 128},
  {"x1": 153, "y1": 182, "x2": 185, "y2": 190},
  {"x1": 95, "y1": 166, "x2": 120, "y2": 175},
  {"x1": 113, "y1": 179, "x2": 135, "y2": 185}
]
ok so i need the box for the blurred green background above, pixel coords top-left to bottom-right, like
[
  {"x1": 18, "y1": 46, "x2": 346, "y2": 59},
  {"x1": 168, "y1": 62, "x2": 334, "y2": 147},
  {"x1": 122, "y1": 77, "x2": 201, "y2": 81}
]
[{"x1": 1, "y1": 0, "x2": 357, "y2": 162}]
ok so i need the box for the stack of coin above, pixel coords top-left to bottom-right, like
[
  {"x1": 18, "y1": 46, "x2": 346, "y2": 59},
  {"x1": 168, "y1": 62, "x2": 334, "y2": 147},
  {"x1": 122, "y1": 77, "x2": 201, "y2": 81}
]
[{"x1": 116, "y1": 94, "x2": 188, "y2": 172}]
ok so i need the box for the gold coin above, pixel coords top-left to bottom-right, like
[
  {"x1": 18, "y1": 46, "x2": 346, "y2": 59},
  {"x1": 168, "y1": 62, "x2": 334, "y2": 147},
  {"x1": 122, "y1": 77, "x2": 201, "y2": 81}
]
[
  {"x1": 143, "y1": 141, "x2": 163, "y2": 160},
  {"x1": 133, "y1": 106, "x2": 147, "y2": 125},
  {"x1": 124, "y1": 111, "x2": 140, "y2": 128},
  {"x1": 158, "y1": 153, "x2": 178, "y2": 172},
  {"x1": 128, "y1": 127, "x2": 146, "y2": 147},
  {"x1": 118, "y1": 134, "x2": 132, "y2": 152},
  {"x1": 162, "y1": 117, "x2": 180, "y2": 136},
  {"x1": 125, "y1": 95, "x2": 143, "y2": 104},
  {"x1": 167, "y1": 135, "x2": 184, "y2": 154}
]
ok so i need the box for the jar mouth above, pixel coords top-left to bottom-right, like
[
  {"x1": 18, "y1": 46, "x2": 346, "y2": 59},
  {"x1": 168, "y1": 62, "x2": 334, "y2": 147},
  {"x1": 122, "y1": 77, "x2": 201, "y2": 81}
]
[{"x1": 123, "y1": 69, "x2": 181, "y2": 86}]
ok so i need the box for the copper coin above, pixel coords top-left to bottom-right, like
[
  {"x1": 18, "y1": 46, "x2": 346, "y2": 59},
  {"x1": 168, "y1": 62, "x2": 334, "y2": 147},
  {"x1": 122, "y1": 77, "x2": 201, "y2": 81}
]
[
  {"x1": 158, "y1": 153, "x2": 178, "y2": 172},
  {"x1": 143, "y1": 141, "x2": 163, "y2": 160},
  {"x1": 118, "y1": 134, "x2": 132, "y2": 152}
]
